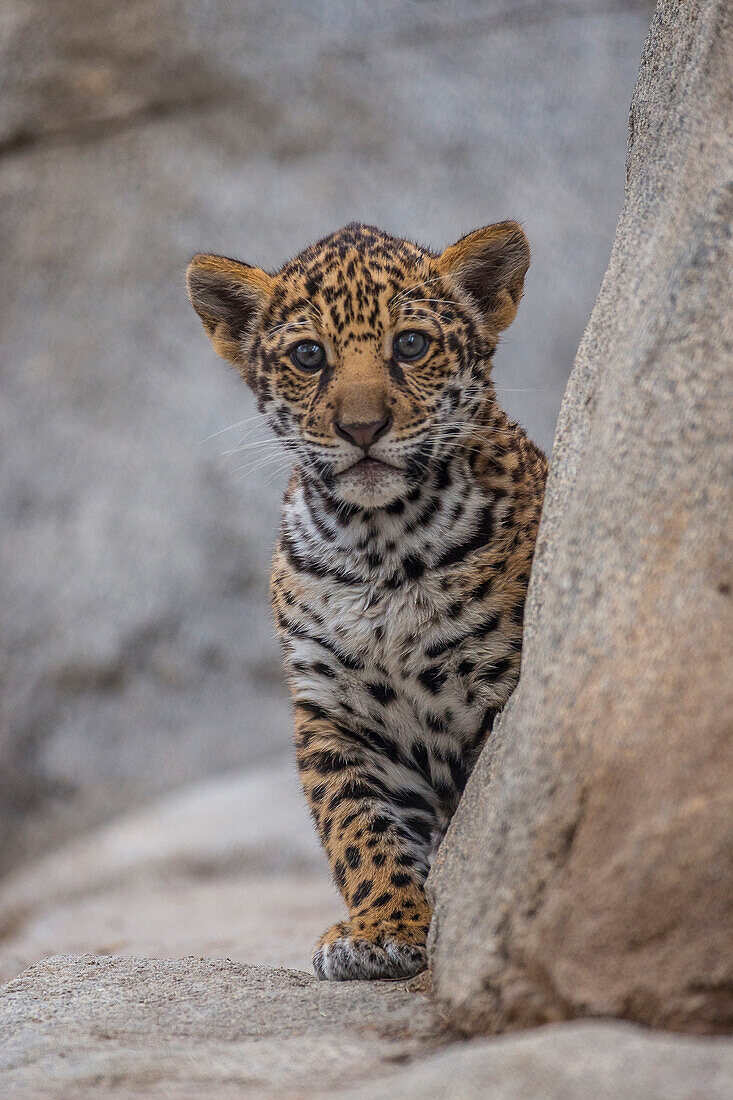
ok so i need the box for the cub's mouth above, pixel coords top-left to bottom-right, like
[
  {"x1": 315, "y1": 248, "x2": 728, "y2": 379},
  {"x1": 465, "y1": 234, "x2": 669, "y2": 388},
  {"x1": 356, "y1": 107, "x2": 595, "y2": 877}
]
[
  {"x1": 331, "y1": 455, "x2": 409, "y2": 507},
  {"x1": 350, "y1": 457, "x2": 392, "y2": 473},
  {"x1": 338, "y1": 457, "x2": 400, "y2": 481}
]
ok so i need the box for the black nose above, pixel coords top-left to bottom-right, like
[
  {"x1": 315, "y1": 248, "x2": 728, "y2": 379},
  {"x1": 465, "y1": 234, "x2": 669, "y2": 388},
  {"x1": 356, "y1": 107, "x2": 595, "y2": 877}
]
[{"x1": 334, "y1": 415, "x2": 391, "y2": 451}]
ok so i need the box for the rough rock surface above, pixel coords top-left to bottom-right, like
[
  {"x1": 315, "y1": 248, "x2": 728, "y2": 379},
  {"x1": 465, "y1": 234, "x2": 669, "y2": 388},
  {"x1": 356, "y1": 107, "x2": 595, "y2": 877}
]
[
  {"x1": 0, "y1": 955, "x2": 442, "y2": 1097},
  {"x1": 0, "y1": 0, "x2": 651, "y2": 872},
  {"x1": 0, "y1": 760, "x2": 338, "y2": 986},
  {"x1": 2, "y1": 955, "x2": 732, "y2": 1098},
  {"x1": 429, "y1": 0, "x2": 733, "y2": 1035}
]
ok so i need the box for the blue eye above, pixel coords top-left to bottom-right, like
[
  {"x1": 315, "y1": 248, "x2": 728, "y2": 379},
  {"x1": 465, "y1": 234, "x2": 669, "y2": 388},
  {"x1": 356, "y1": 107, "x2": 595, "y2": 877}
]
[
  {"x1": 393, "y1": 330, "x2": 429, "y2": 362},
  {"x1": 291, "y1": 341, "x2": 326, "y2": 371}
]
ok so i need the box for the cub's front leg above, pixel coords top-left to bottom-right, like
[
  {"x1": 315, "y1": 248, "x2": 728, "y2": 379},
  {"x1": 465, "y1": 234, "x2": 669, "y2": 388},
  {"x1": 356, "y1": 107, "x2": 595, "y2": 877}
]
[{"x1": 294, "y1": 701, "x2": 434, "y2": 981}]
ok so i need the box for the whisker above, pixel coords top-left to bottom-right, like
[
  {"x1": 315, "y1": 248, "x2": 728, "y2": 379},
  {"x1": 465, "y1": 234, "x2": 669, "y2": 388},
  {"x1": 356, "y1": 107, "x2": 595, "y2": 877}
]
[
  {"x1": 397, "y1": 298, "x2": 456, "y2": 307},
  {"x1": 230, "y1": 453, "x2": 295, "y2": 481},
  {"x1": 199, "y1": 412, "x2": 265, "y2": 444},
  {"x1": 388, "y1": 273, "x2": 449, "y2": 308},
  {"x1": 267, "y1": 320, "x2": 312, "y2": 337},
  {"x1": 263, "y1": 462, "x2": 295, "y2": 489},
  {"x1": 223, "y1": 437, "x2": 301, "y2": 456}
]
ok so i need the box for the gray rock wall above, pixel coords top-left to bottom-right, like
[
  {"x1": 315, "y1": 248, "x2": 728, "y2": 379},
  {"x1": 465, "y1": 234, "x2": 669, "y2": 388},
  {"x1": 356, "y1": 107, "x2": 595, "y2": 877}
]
[
  {"x1": 429, "y1": 0, "x2": 733, "y2": 1036},
  {"x1": 0, "y1": 1, "x2": 651, "y2": 870}
]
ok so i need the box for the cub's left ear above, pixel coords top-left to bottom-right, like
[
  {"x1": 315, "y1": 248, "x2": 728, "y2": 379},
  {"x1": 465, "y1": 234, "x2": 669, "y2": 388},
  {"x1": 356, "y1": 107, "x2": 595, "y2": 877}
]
[{"x1": 439, "y1": 221, "x2": 530, "y2": 332}]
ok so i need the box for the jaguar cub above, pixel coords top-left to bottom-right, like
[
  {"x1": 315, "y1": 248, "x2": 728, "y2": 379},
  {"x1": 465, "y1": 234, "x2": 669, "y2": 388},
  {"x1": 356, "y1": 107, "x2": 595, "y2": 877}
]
[{"x1": 187, "y1": 222, "x2": 547, "y2": 981}]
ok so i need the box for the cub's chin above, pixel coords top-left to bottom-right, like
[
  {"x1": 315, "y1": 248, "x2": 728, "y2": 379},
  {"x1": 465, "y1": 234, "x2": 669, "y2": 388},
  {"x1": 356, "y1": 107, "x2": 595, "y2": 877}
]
[{"x1": 334, "y1": 458, "x2": 407, "y2": 509}]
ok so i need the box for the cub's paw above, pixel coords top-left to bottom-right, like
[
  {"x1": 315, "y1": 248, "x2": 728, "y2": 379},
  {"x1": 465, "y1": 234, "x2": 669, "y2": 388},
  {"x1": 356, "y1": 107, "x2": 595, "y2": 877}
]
[{"x1": 312, "y1": 919, "x2": 427, "y2": 981}]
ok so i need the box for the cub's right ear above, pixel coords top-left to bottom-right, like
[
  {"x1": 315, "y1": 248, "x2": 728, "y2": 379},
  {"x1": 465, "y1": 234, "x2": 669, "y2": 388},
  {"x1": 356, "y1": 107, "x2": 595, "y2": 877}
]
[{"x1": 186, "y1": 253, "x2": 274, "y2": 367}]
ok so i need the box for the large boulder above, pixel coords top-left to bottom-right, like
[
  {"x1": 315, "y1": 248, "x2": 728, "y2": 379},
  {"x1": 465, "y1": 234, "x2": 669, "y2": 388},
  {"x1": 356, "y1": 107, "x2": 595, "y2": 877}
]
[
  {"x1": 429, "y1": 0, "x2": 733, "y2": 1035},
  {"x1": 0, "y1": 0, "x2": 650, "y2": 872}
]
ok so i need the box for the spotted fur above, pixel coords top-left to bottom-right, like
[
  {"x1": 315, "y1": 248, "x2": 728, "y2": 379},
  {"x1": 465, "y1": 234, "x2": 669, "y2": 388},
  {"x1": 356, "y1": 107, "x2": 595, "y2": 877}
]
[{"x1": 187, "y1": 222, "x2": 547, "y2": 981}]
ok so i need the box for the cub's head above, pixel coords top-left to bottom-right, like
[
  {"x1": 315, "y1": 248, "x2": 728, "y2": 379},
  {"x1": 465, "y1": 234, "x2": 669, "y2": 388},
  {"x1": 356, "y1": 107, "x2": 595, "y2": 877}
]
[{"x1": 187, "y1": 222, "x2": 529, "y2": 508}]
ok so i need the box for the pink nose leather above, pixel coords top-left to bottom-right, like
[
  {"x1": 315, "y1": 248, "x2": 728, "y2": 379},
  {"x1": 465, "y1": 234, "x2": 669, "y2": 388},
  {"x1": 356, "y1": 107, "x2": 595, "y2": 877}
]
[{"x1": 335, "y1": 416, "x2": 391, "y2": 451}]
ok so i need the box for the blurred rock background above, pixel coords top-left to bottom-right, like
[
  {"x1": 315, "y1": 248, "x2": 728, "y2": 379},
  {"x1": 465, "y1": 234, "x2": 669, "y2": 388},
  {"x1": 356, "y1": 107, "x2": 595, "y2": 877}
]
[{"x1": 0, "y1": 0, "x2": 652, "y2": 888}]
